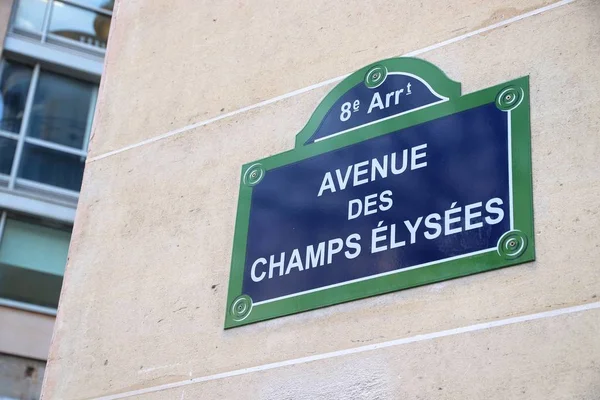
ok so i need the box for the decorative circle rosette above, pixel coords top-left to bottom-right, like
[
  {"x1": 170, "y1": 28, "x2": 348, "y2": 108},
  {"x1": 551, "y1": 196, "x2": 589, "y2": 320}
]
[
  {"x1": 496, "y1": 86, "x2": 523, "y2": 111},
  {"x1": 230, "y1": 295, "x2": 253, "y2": 321},
  {"x1": 365, "y1": 65, "x2": 388, "y2": 89},
  {"x1": 497, "y1": 230, "x2": 528, "y2": 259},
  {"x1": 243, "y1": 163, "x2": 265, "y2": 186}
]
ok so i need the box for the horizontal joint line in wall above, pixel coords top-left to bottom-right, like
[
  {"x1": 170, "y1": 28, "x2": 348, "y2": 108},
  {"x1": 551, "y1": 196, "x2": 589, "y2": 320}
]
[
  {"x1": 92, "y1": 300, "x2": 600, "y2": 400},
  {"x1": 86, "y1": 0, "x2": 576, "y2": 163}
]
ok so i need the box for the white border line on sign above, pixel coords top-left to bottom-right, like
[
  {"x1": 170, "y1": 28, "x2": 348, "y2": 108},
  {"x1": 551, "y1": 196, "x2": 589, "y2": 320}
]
[
  {"x1": 254, "y1": 105, "x2": 516, "y2": 307},
  {"x1": 87, "y1": 0, "x2": 575, "y2": 163},
  {"x1": 254, "y1": 248, "x2": 495, "y2": 306},
  {"x1": 93, "y1": 301, "x2": 600, "y2": 400},
  {"x1": 314, "y1": 100, "x2": 447, "y2": 143},
  {"x1": 508, "y1": 110, "x2": 514, "y2": 230},
  {"x1": 314, "y1": 72, "x2": 450, "y2": 143}
]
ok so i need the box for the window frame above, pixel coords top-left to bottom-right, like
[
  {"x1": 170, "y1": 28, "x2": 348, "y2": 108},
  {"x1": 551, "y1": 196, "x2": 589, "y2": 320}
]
[
  {"x1": 0, "y1": 60, "x2": 98, "y2": 204},
  {"x1": 0, "y1": 0, "x2": 108, "y2": 316},
  {"x1": 10, "y1": 0, "x2": 113, "y2": 57},
  {"x1": 0, "y1": 210, "x2": 60, "y2": 315}
]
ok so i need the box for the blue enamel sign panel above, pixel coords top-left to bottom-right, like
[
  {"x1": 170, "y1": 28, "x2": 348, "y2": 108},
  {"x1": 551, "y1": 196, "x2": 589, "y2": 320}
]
[{"x1": 225, "y1": 57, "x2": 534, "y2": 328}]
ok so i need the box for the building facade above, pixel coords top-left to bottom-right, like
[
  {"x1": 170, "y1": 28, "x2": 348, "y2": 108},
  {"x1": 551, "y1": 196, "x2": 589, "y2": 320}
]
[
  {"x1": 0, "y1": 0, "x2": 111, "y2": 398},
  {"x1": 43, "y1": 0, "x2": 600, "y2": 399}
]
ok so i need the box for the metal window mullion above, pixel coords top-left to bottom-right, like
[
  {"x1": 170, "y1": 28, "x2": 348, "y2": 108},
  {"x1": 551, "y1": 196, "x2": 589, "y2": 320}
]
[
  {"x1": 46, "y1": 32, "x2": 107, "y2": 55},
  {"x1": 7, "y1": 0, "x2": 19, "y2": 33},
  {"x1": 24, "y1": 137, "x2": 87, "y2": 157},
  {"x1": 16, "y1": 177, "x2": 80, "y2": 198},
  {"x1": 0, "y1": 130, "x2": 19, "y2": 140},
  {"x1": 59, "y1": 0, "x2": 113, "y2": 16},
  {"x1": 0, "y1": 188, "x2": 78, "y2": 220},
  {"x1": 0, "y1": 211, "x2": 6, "y2": 243},
  {"x1": 82, "y1": 86, "x2": 98, "y2": 154},
  {"x1": 40, "y1": 0, "x2": 55, "y2": 42},
  {"x1": 4, "y1": 36, "x2": 104, "y2": 79},
  {"x1": 8, "y1": 64, "x2": 41, "y2": 190},
  {"x1": 0, "y1": 298, "x2": 58, "y2": 316}
]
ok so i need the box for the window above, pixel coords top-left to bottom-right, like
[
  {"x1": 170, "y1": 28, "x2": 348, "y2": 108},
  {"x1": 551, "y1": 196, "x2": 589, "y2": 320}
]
[
  {"x1": 0, "y1": 59, "x2": 97, "y2": 201},
  {"x1": 0, "y1": 210, "x2": 71, "y2": 309},
  {"x1": 0, "y1": 0, "x2": 107, "y2": 314},
  {"x1": 12, "y1": 0, "x2": 113, "y2": 54}
]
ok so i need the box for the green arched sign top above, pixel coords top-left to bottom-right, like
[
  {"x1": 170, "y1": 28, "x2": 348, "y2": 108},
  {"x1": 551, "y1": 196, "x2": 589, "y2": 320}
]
[{"x1": 295, "y1": 57, "x2": 461, "y2": 147}]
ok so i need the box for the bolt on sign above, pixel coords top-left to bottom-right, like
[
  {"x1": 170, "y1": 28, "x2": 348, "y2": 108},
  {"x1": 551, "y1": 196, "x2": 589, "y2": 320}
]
[{"x1": 225, "y1": 57, "x2": 534, "y2": 328}]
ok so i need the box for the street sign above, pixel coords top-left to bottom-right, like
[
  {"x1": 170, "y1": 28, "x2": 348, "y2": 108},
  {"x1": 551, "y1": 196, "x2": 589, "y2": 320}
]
[{"x1": 225, "y1": 57, "x2": 534, "y2": 328}]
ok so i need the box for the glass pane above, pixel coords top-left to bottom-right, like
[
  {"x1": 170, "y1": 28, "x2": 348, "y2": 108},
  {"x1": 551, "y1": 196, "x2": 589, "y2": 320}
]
[
  {"x1": 0, "y1": 217, "x2": 70, "y2": 276},
  {"x1": 74, "y1": 0, "x2": 114, "y2": 11},
  {"x1": 12, "y1": 0, "x2": 47, "y2": 33},
  {"x1": 0, "y1": 215, "x2": 70, "y2": 308},
  {"x1": 0, "y1": 60, "x2": 33, "y2": 133},
  {"x1": 27, "y1": 70, "x2": 94, "y2": 149},
  {"x1": 18, "y1": 143, "x2": 85, "y2": 191},
  {"x1": 49, "y1": 1, "x2": 112, "y2": 49},
  {"x1": 0, "y1": 137, "x2": 17, "y2": 175},
  {"x1": 0, "y1": 263, "x2": 63, "y2": 308}
]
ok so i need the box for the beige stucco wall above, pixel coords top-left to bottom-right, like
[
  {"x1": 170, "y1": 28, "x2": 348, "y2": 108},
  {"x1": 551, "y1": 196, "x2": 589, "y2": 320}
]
[
  {"x1": 43, "y1": 0, "x2": 600, "y2": 399},
  {"x1": 0, "y1": 0, "x2": 13, "y2": 46}
]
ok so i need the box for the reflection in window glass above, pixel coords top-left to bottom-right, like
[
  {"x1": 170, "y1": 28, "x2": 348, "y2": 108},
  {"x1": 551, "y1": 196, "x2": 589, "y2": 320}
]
[
  {"x1": 0, "y1": 137, "x2": 17, "y2": 175},
  {"x1": 12, "y1": 0, "x2": 47, "y2": 33},
  {"x1": 48, "y1": 1, "x2": 111, "y2": 49},
  {"x1": 75, "y1": 0, "x2": 114, "y2": 11},
  {"x1": 0, "y1": 60, "x2": 33, "y2": 133},
  {"x1": 18, "y1": 143, "x2": 85, "y2": 191},
  {"x1": 0, "y1": 215, "x2": 70, "y2": 308},
  {"x1": 27, "y1": 70, "x2": 94, "y2": 149}
]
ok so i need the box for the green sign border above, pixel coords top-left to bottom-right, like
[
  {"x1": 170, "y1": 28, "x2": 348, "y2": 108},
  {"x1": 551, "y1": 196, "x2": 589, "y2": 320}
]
[{"x1": 225, "y1": 57, "x2": 534, "y2": 329}]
